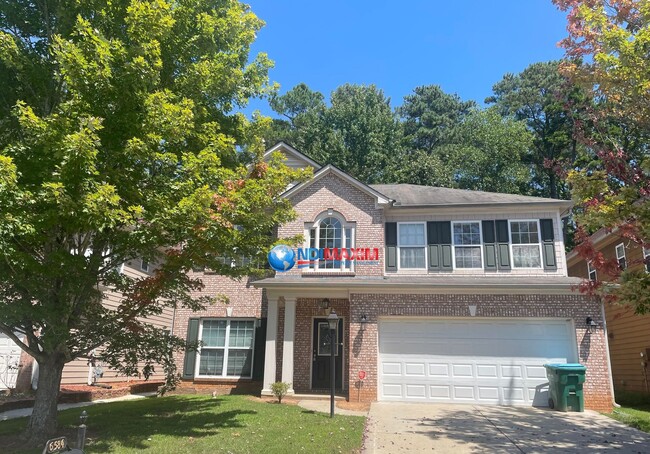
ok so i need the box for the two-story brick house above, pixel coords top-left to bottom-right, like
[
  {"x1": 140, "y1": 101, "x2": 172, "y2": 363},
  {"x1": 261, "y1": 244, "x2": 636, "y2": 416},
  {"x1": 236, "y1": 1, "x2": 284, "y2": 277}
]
[
  {"x1": 568, "y1": 229, "x2": 650, "y2": 396},
  {"x1": 174, "y1": 142, "x2": 614, "y2": 411}
]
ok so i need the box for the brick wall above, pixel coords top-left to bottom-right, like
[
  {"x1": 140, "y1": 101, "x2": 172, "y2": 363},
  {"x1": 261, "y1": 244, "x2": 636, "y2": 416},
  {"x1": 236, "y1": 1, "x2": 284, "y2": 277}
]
[
  {"x1": 347, "y1": 292, "x2": 613, "y2": 412},
  {"x1": 279, "y1": 173, "x2": 385, "y2": 276},
  {"x1": 172, "y1": 273, "x2": 266, "y2": 383}
]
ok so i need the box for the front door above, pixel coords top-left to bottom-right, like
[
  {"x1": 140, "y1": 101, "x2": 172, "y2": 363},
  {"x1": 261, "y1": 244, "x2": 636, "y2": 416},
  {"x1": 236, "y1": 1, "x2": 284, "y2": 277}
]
[{"x1": 312, "y1": 318, "x2": 343, "y2": 390}]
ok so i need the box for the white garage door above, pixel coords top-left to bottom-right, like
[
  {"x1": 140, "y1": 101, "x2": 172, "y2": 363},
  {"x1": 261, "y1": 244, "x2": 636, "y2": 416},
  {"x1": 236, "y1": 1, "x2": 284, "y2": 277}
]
[
  {"x1": 378, "y1": 318, "x2": 577, "y2": 406},
  {"x1": 0, "y1": 332, "x2": 22, "y2": 390}
]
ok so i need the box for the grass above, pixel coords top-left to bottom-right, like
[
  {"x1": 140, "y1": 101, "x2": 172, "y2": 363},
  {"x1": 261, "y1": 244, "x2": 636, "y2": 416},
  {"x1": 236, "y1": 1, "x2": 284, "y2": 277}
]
[
  {"x1": 0, "y1": 395, "x2": 366, "y2": 453},
  {"x1": 607, "y1": 391, "x2": 650, "y2": 433}
]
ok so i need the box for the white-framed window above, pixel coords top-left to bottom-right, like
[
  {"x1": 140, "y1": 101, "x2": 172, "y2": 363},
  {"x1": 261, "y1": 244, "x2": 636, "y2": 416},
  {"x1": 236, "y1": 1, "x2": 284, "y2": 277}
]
[
  {"x1": 398, "y1": 222, "x2": 426, "y2": 269},
  {"x1": 509, "y1": 220, "x2": 542, "y2": 268},
  {"x1": 615, "y1": 243, "x2": 626, "y2": 270},
  {"x1": 452, "y1": 221, "x2": 483, "y2": 268},
  {"x1": 587, "y1": 260, "x2": 597, "y2": 281},
  {"x1": 644, "y1": 247, "x2": 650, "y2": 273},
  {"x1": 307, "y1": 215, "x2": 355, "y2": 271},
  {"x1": 141, "y1": 258, "x2": 149, "y2": 273},
  {"x1": 196, "y1": 319, "x2": 255, "y2": 378}
]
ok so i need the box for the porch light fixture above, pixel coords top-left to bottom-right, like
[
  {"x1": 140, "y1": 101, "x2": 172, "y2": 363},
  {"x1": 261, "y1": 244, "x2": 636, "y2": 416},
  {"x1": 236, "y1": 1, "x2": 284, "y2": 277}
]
[
  {"x1": 320, "y1": 298, "x2": 331, "y2": 310},
  {"x1": 585, "y1": 317, "x2": 600, "y2": 334},
  {"x1": 360, "y1": 314, "x2": 368, "y2": 330},
  {"x1": 326, "y1": 309, "x2": 339, "y2": 418}
]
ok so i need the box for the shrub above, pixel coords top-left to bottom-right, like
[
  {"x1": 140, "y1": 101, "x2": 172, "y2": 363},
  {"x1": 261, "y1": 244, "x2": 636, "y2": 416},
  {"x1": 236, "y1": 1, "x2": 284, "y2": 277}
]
[{"x1": 270, "y1": 382, "x2": 291, "y2": 404}]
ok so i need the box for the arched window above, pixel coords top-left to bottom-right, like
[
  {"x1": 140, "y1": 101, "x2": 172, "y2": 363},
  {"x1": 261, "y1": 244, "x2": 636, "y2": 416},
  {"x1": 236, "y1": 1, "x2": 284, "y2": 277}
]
[{"x1": 308, "y1": 215, "x2": 355, "y2": 271}]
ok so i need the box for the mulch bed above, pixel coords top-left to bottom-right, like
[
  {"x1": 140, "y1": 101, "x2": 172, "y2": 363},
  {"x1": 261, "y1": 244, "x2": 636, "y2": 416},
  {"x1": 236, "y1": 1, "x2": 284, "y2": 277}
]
[{"x1": 0, "y1": 381, "x2": 163, "y2": 413}]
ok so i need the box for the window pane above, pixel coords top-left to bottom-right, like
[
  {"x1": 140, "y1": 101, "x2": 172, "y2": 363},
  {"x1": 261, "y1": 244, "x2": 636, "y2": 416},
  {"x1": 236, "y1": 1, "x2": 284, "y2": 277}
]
[
  {"x1": 399, "y1": 224, "x2": 425, "y2": 246},
  {"x1": 228, "y1": 321, "x2": 255, "y2": 348},
  {"x1": 198, "y1": 349, "x2": 224, "y2": 375},
  {"x1": 319, "y1": 217, "x2": 342, "y2": 269},
  {"x1": 202, "y1": 320, "x2": 227, "y2": 347},
  {"x1": 510, "y1": 222, "x2": 539, "y2": 244},
  {"x1": 512, "y1": 245, "x2": 541, "y2": 267},
  {"x1": 453, "y1": 223, "x2": 481, "y2": 245},
  {"x1": 400, "y1": 247, "x2": 425, "y2": 268},
  {"x1": 226, "y1": 350, "x2": 252, "y2": 377},
  {"x1": 455, "y1": 247, "x2": 482, "y2": 268}
]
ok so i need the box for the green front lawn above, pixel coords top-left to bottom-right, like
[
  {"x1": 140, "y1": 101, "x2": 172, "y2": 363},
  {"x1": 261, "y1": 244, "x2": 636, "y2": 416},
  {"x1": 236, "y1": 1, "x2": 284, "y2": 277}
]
[
  {"x1": 607, "y1": 391, "x2": 650, "y2": 433},
  {"x1": 0, "y1": 395, "x2": 365, "y2": 453}
]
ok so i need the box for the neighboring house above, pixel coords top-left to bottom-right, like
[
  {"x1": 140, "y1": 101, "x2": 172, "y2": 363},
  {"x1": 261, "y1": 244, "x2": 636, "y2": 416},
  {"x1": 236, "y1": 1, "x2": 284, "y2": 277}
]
[
  {"x1": 567, "y1": 229, "x2": 650, "y2": 396},
  {"x1": 12, "y1": 257, "x2": 174, "y2": 392},
  {"x1": 174, "y1": 142, "x2": 614, "y2": 412}
]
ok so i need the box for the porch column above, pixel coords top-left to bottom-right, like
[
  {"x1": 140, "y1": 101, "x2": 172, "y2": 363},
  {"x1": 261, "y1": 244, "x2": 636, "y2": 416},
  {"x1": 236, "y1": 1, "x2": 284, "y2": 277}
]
[
  {"x1": 282, "y1": 297, "x2": 297, "y2": 394},
  {"x1": 261, "y1": 295, "x2": 279, "y2": 396}
]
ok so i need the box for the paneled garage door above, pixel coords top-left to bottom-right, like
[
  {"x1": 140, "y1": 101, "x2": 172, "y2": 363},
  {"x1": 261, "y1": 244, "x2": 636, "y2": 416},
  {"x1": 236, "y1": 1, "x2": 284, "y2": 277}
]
[{"x1": 378, "y1": 318, "x2": 577, "y2": 406}]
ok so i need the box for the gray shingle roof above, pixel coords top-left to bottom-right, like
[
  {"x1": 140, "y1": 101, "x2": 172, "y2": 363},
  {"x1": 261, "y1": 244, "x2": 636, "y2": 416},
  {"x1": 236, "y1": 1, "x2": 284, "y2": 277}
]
[{"x1": 370, "y1": 184, "x2": 572, "y2": 207}]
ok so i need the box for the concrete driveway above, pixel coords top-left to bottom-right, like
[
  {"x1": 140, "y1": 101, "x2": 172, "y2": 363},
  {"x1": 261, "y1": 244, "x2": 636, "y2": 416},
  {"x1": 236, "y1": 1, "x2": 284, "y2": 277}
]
[{"x1": 364, "y1": 403, "x2": 650, "y2": 453}]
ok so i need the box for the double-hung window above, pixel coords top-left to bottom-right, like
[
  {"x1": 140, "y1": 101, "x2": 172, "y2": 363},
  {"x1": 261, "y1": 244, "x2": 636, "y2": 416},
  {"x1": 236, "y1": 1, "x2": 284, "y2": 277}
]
[
  {"x1": 587, "y1": 261, "x2": 597, "y2": 281},
  {"x1": 509, "y1": 220, "x2": 542, "y2": 268},
  {"x1": 398, "y1": 223, "x2": 426, "y2": 269},
  {"x1": 452, "y1": 222, "x2": 482, "y2": 268},
  {"x1": 615, "y1": 243, "x2": 626, "y2": 270},
  {"x1": 197, "y1": 319, "x2": 255, "y2": 378},
  {"x1": 644, "y1": 247, "x2": 650, "y2": 273},
  {"x1": 307, "y1": 216, "x2": 355, "y2": 271}
]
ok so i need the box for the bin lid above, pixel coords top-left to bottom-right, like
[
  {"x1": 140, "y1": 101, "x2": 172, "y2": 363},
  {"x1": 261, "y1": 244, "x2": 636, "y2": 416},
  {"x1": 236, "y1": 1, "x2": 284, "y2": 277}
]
[{"x1": 544, "y1": 363, "x2": 587, "y2": 370}]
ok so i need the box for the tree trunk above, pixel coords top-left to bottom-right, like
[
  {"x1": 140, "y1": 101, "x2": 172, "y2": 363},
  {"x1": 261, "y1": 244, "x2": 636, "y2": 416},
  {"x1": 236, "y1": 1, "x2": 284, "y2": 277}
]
[{"x1": 25, "y1": 357, "x2": 65, "y2": 445}]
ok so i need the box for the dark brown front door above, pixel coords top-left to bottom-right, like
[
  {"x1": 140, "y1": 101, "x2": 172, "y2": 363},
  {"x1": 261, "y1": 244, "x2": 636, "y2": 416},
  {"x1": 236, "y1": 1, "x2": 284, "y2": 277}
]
[{"x1": 312, "y1": 318, "x2": 343, "y2": 390}]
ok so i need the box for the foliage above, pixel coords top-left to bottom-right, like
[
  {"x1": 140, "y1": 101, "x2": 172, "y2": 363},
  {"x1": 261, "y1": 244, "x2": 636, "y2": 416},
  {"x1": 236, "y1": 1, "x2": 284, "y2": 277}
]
[
  {"x1": 399, "y1": 85, "x2": 475, "y2": 154},
  {"x1": 265, "y1": 83, "x2": 403, "y2": 183},
  {"x1": 270, "y1": 381, "x2": 291, "y2": 404},
  {"x1": 486, "y1": 61, "x2": 588, "y2": 199},
  {"x1": 0, "y1": 394, "x2": 366, "y2": 453},
  {"x1": 0, "y1": 0, "x2": 306, "y2": 442},
  {"x1": 554, "y1": 0, "x2": 650, "y2": 312}
]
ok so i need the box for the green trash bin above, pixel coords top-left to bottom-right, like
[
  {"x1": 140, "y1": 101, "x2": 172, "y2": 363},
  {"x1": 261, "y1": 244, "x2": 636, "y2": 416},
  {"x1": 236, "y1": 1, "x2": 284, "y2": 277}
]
[{"x1": 544, "y1": 363, "x2": 586, "y2": 412}]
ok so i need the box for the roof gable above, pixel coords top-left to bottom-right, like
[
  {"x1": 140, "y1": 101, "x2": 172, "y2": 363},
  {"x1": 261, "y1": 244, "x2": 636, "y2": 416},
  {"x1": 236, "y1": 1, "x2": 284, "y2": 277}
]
[
  {"x1": 263, "y1": 141, "x2": 322, "y2": 171},
  {"x1": 281, "y1": 164, "x2": 392, "y2": 206}
]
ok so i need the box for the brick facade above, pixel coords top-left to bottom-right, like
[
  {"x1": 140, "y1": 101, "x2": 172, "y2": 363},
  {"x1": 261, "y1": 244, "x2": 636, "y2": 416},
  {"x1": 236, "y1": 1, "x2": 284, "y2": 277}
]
[{"x1": 172, "y1": 146, "x2": 613, "y2": 412}]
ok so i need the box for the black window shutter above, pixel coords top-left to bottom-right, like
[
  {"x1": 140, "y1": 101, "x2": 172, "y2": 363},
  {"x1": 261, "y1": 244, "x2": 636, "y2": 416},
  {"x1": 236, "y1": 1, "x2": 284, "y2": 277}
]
[
  {"x1": 495, "y1": 220, "x2": 511, "y2": 270},
  {"x1": 252, "y1": 319, "x2": 266, "y2": 381},
  {"x1": 540, "y1": 218, "x2": 557, "y2": 270},
  {"x1": 482, "y1": 220, "x2": 497, "y2": 270},
  {"x1": 439, "y1": 222, "x2": 453, "y2": 270},
  {"x1": 385, "y1": 222, "x2": 397, "y2": 271},
  {"x1": 183, "y1": 318, "x2": 200, "y2": 379},
  {"x1": 427, "y1": 222, "x2": 440, "y2": 270}
]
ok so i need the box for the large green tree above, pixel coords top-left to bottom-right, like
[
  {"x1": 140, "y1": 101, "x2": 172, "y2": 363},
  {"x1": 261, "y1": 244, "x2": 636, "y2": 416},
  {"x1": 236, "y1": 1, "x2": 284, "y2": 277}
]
[
  {"x1": 553, "y1": 0, "x2": 650, "y2": 312},
  {"x1": 399, "y1": 84, "x2": 475, "y2": 154},
  {"x1": 0, "y1": 0, "x2": 304, "y2": 444},
  {"x1": 486, "y1": 61, "x2": 584, "y2": 199},
  {"x1": 265, "y1": 83, "x2": 403, "y2": 183}
]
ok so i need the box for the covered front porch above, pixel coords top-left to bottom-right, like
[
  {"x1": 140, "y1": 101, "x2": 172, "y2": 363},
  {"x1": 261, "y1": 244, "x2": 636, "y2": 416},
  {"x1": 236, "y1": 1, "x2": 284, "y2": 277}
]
[{"x1": 260, "y1": 289, "x2": 353, "y2": 398}]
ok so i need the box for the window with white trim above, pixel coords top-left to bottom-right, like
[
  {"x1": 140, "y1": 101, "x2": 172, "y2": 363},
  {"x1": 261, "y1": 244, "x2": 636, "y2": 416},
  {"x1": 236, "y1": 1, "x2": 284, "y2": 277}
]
[
  {"x1": 307, "y1": 216, "x2": 355, "y2": 271},
  {"x1": 644, "y1": 247, "x2": 650, "y2": 273},
  {"x1": 141, "y1": 258, "x2": 149, "y2": 273},
  {"x1": 398, "y1": 223, "x2": 426, "y2": 269},
  {"x1": 615, "y1": 243, "x2": 626, "y2": 270},
  {"x1": 452, "y1": 221, "x2": 482, "y2": 268},
  {"x1": 197, "y1": 319, "x2": 255, "y2": 378},
  {"x1": 587, "y1": 261, "x2": 597, "y2": 281},
  {"x1": 509, "y1": 220, "x2": 542, "y2": 268}
]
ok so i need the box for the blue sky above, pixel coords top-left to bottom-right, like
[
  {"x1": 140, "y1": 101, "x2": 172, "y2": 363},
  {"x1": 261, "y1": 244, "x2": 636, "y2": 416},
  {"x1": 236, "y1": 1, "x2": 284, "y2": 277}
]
[{"x1": 243, "y1": 1, "x2": 569, "y2": 116}]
